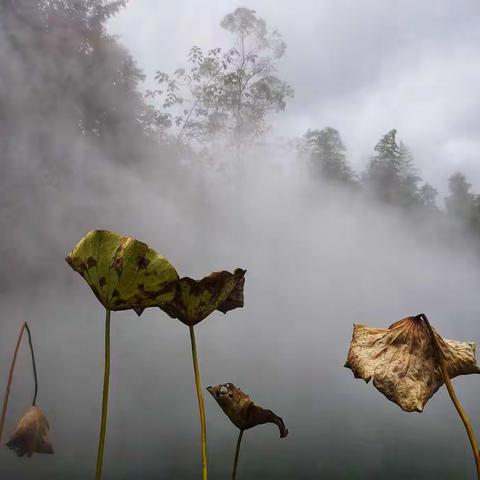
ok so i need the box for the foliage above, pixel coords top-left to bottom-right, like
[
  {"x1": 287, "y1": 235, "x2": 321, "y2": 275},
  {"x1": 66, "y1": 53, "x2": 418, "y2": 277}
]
[
  {"x1": 364, "y1": 130, "x2": 421, "y2": 207},
  {"x1": 207, "y1": 383, "x2": 288, "y2": 437},
  {"x1": 345, "y1": 316, "x2": 480, "y2": 412},
  {"x1": 443, "y1": 172, "x2": 480, "y2": 241},
  {"x1": 65, "y1": 230, "x2": 179, "y2": 313},
  {"x1": 0, "y1": 0, "x2": 169, "y2": 166},
  {"x1": 419, "y1": 183, "x2": 438, "y2": 208},
  {"x1": 207, "y1": 382, "x2": 287, "y2": 479},
  {"x1": 298, "y1": 127, "x2": 356, "y2": 185},
  {"x1": 160, "y1": 269, "x2": 246, "y2": 326},
  {"x1": 149, "y1": 8, "x2": 294, "y2": 149}
]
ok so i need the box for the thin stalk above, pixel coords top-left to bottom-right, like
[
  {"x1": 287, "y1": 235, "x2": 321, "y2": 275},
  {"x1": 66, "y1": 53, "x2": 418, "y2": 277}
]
[
  {"x1": 0, "y1": 322, "x2": 26, "y2": 444},
  {"x1": 0, "y1": 321, "x2": 39, "y2": 444},
  {"x1": 232, "y1": 429, "x2": 244, "y2": 480},
  {"x1": 95, "y1": 309, "x2": 111, "y2": 480},
  {"x1": 419, "y1": 313, "x2": 480, "y2": 479},
  {"x1": 24, "y1": 323, "x2": 39, "y2": 406},
  {"x1": 189, "y1": 325, "x2": 208, "y2": 480}
]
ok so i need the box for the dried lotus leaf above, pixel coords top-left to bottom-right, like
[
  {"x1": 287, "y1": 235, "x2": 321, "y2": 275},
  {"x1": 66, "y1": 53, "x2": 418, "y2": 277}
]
[
  {"x1": 345, "y1": 316, "x2": 480, "y2": 412},
  {"x1": 207, "y1": 383, "x2": 288, "y2": 438}
]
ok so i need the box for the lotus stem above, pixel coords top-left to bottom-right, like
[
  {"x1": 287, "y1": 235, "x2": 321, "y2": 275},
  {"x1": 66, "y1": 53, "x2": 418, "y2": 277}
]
[
  {"x1": 95, "y1": 309, "x2": 111, "y2": 480},
  {"x1": 419, "y1": 314, "x2": 480, "y2": 479},
  {"x1": 232, "y1": 429, "x2": 244, "y2": 480},
  {"x1": 189, "y1": 325, "x2": 208, "y2": 480},
  {"x1": 0, "y1": 321, "x2": 39, "y2": 444},
  {"x1": 24, "y1": 323, "x2": 39, "y2": 406}
]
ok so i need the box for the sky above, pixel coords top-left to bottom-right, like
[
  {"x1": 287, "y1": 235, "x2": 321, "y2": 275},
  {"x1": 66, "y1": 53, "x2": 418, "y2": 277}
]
[{"x1": 108, "y1": 0, "x2": 480, "y2": 195}]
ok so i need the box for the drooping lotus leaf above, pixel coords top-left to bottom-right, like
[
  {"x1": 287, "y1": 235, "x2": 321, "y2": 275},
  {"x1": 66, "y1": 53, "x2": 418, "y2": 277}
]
[
  {"x1": 160, "y1": 268, "x2": 246, "y2": 326},
  {"x1": 207, "y1": 383, "x2": 288, "y2": 438},
  {"x1": 7, "y1": 406, "x2": 54, "y2": 457},
  {"x1": 345, "y1": 316, "x2": 480, "y2": 412},
  {"x1": 216, "y1": 273, "x2": 246, "y2": 314},
  {"x1": 66, "y1": 230, "x2": 179, "y2": 313}
]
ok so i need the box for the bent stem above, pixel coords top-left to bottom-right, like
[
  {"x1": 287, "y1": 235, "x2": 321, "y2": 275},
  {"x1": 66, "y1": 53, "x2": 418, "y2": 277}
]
[
  {"x1": 419, "y1": 314, "x2": 480, "y2": 479},
  {"x1": 24, "y1": 323, "x2": 39, "y2": 406},
  {"x1": 189, "y1": 325, "x2": 208, "y2": 480},
  {"x1": 232, "y1": 429, "x2": 244, "y2": 480},
  {"x1": 0, "y1": 321, "x2": 39, "y2": 444},
  {"x1": 95, "y1": 309, "x2": 111, "y2": 480}
]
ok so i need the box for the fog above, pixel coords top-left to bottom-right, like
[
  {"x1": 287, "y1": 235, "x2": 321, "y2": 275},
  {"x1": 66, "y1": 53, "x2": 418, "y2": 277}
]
[
  {"x1": 1, "y1": 149, "x2": 480, "y2": 478},
  {"x1": 2, "y1": 2, "x2": 480, "y2": 479}
]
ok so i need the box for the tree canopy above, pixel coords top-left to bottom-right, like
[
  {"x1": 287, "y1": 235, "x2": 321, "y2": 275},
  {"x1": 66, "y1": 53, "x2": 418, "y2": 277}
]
[
  {"x1": 298, "y1": 127, "x2": 355, "y2": 186},
  {"x1": 149, "y1": 7, "x2": 294, "y2": 151}
]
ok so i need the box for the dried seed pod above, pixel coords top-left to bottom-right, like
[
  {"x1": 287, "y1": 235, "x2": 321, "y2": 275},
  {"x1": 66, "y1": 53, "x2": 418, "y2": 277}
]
[
  {"x1": 207, "y1": 383, "x2": 288, "y2": 438},
  {"x1": 7, "y1": 406, "x2": 53, "y2": 457},
  {"x1": 66, "y1": 229, "x2": 179, "y2": 314},
  {"x1": 160, "y1": 269, "x2": 246, "y2": 326},
  {"x1": 345, "y1": 316, "x2": 480, "y2": 412}
]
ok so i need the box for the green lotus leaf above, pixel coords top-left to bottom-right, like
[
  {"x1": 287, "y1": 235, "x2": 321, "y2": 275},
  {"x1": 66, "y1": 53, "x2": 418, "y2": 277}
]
[
  {"x1": 160, "y1": 268, "x2": 246, "y2": 326},
  {"x1": 66, "y1": 230, "x2": 179, "y2": 313}
]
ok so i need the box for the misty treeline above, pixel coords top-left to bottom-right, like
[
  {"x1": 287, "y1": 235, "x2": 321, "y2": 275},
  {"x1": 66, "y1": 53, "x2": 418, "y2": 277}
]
[
  {"x1": 297, "y1": 127, "x2": 480, "y2": 238},
  {"x1": 1, "y1": 0, "x2": 480, "y2": 286}
]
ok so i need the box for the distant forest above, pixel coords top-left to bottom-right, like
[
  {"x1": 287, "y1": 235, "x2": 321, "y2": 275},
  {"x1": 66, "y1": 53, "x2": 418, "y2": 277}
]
[{"x1": 2, "y1": 0, "x2": 480, "y2": 260}]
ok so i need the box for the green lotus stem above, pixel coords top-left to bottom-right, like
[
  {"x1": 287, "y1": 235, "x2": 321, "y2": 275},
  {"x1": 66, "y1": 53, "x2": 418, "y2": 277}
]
[
  {"x1": 0, "y1": 321, "x2": 39, "y2": 444},
  {"x1": 95, "y1": 309, "x2": 111, "y2": 480},
  {"x1": 189, "y1": 325, "x2": 208, "y2": 480},
  {"x1": 232, "y1": 429, "x2": 244, "y2": 480},
  {"x1": 420, "y1": 314, "x2": 480, "y2": 479}
]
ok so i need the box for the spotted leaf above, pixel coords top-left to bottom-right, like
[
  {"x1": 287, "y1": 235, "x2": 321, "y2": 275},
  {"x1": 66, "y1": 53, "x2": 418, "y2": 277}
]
[
  {"x1": 66, "y1": 230, "x2": 179, "y2": 313},
  {"x1": 160, "y1": 268, "x2": 246, "y2": 326}
]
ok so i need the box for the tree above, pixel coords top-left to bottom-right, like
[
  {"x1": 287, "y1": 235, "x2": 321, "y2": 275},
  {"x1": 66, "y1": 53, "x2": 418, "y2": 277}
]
[
  {"x1": 0, "y1": 0, "x2": 173, "y2": 286},
  {"x1": 299, "y1": 127, "x2": 355, "y2": 185},
  {"x1": 444, "y1": 172, "x2": 480, "y2": 242},
  {"x1": 0, "y1": 0, "x2": 169, "y2": 168},
  {"x1": 150, "y1": 7, "x2": 294, "y2": 150},
  {"x1": 419, "y1": 183, "x2": 438, "y2": 208},
  {"x1": 445, "y1": 172, "x2": 480, "y2": 230},
  {"x1": 445, "y1": 173, "x2": 474, "y2": 218},
  {"x1": 364, "y1": 129, "x2": 421, "y2": 208}
]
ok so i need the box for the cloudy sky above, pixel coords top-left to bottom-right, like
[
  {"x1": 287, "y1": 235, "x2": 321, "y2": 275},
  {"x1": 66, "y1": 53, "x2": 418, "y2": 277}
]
[{"x1": 109, "y1": 0, "x2": 480, "y2": 194}]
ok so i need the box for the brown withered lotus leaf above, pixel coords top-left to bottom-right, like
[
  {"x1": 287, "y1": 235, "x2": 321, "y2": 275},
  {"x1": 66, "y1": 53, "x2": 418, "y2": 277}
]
[
  {"x1": 7, "y1": 406, "x2": 54, "y2": 457},
  {"x1": 160, "y1": 268, "x2": 246, "y2": 326},
  {"x1": 66, "y1": 230, "x2": 179, "y2": 313},
  {"x1": 345, "y1": 316, "x2": 480, "y2": 412},
  {"x1": 207, "y1": 383, "x2": 288, "y2": 438}
]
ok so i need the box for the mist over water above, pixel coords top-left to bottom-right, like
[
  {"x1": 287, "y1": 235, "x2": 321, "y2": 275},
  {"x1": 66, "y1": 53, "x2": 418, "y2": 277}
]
[
  {"x1": 2, "y1": 2, "x2": 480, "y2": 479},
  {"x1": 1, "y1": 147, "x2": 480, "y2": 479}
]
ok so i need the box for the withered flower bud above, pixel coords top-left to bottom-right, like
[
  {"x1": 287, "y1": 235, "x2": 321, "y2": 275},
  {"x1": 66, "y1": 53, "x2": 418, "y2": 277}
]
[
  {"x1": 7, "y1": 406, "x2": 54, "y2": 457},
  {"x1": 207, "y1": 383, "x2": 288, "y2": 438}
]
